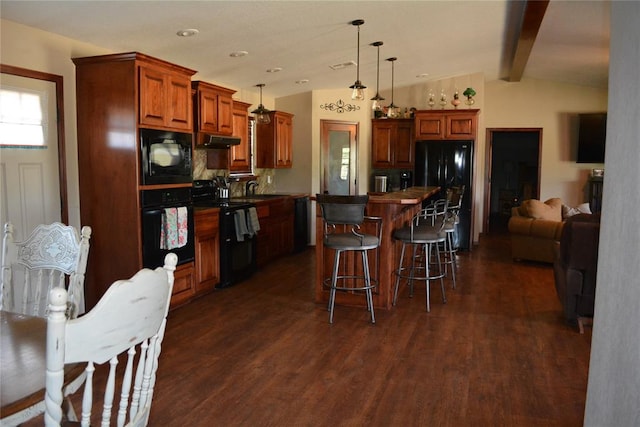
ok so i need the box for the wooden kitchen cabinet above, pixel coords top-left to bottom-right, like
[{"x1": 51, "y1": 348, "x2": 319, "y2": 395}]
[
  {"x1": 171, "y1": 262, "x2": 196, "y2": 307},
  {"x1": 195, "y1": 209, "x2": 220, "y2": 294},
  {"x1": 256, "y1": 111, "x2": 294, "y2": 168},
  {"x1": 255, "y1": 197, "x2": 294, "y2": 267},
  {"x1": 371, "y1": 118, "x2": 414, "y2": 168},
  {"x1": 205, "y1": 101, "x2": 252, "y2": 173},
  {"x1": 192, "y1": 81, "x2": 235, "y2": 144},
  {"x1": 73, "y1": 52, "x2": 196, "y2": 310},
  {"x1": 230, "y1": 101, "x2": 252, "y2": 173},
  {"x1": 414, "y1": 109, "x2": 479, "y2": 140},
  {"x1": 139, "y1": 63, "x2": 193, "y2": 131}
]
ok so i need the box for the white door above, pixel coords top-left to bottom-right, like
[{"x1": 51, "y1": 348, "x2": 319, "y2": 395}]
[{"x1": 0, "y1": 73, "x2": 60, "y2": 241}]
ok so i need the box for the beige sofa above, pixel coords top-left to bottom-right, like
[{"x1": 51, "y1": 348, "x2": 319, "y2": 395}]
[{"x1": 508, "y1": 198, "x2": 564, "y2": 263}]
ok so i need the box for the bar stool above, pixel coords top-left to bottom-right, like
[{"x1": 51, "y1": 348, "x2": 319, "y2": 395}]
[
  {"x1": 393, "y1": 205, "x2": 447, "y2": 312},
  {"x1": 316, "y1": 194, "x2": 382, "y2": 324},
  {"x1": 441, "y1": 185, "x2": 465, "y2": 289}
]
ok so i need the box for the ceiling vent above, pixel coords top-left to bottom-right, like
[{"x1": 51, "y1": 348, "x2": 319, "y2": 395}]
[{"x1": 329, "y1": 60, "x2": 357, "y2": 71}]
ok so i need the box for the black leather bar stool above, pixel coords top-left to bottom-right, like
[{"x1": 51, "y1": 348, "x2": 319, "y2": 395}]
[
  {"x1": 393, "y1": 205, "x2": 447, "y2": 312},
  {"x1": 316, "y1": 194, "x2": 382, "y2": 324}
]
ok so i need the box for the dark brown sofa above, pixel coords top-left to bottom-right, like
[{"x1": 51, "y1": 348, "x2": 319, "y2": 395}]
[{"x1": 553, "y1": 213, "x2": 601, "y2": 333}]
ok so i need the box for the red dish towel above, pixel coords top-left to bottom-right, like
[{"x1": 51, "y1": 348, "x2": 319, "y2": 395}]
[{"x1": 160, "y1": 207, "x2": 188, "y2": 250}]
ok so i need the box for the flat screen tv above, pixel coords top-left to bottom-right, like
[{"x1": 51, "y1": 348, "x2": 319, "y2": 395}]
[{"x1": 577, "y1": 113, "x2": 607, "y2": 163}]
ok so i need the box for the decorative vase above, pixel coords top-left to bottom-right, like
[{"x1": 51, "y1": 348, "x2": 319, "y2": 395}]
[{"x1": 439, "y1": 90, "x2": 447, "y2": 109}]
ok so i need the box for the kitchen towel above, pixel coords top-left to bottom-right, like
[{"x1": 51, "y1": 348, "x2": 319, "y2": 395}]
[
  {"x1": 247, "y1": 207, "x2": 261, "y2": 236},
  {"x1": 160, "y1": 206, "x2": 189, "y2": 250},
  {"x1": 234, "y1": 209, "x2": 249, "y2": 242}
]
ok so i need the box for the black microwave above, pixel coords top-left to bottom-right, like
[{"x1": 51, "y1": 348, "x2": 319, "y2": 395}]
[{"x1": 140, "y1": 128, "x2": 193, "y2": 185}]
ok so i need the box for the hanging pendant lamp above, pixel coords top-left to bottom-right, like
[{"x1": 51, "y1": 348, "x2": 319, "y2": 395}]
[
  {"x1": 252, "y1": 83, "x2": 271, "y2": 125},
  {"x1": 386, "y1": 57, "x2": 399, "y2": 118},
  {"x1": 349, "y1": 19, "x2": 366, "y2": 101},
  {"x1": 370, "y1": 41, "x2": 385, "y2": 117}
]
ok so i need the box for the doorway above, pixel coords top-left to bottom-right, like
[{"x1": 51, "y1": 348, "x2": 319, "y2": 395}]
[
  {"x1": 484, "y1": 128, "x2": 541, "y2": 234},
  {"x1": 0, "y1": 65, "x2": 68, "y2": 239},
  {"x1": 320, "y1": 120, "x2": 358, "y2": 195}
]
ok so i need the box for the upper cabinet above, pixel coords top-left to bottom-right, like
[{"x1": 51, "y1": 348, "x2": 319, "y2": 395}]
[
  {"x1": 371, "y1": 118, "x2": 414, "y2": 169},
  {"x1": 256, "y1": 111, "x2": 294, "y2": 168},
  {"x1": 192, "y1": 81, "x2": 235, "y2": 145},
  {"x1": 414, "y1": 109, "x2": 479, "y2": 140},
  {"x1": 139, "y1": 63, "x2": 194, "y2": 131},
  {"x1": 230, "y1": 101, "x2": 252, "y2": 173}
]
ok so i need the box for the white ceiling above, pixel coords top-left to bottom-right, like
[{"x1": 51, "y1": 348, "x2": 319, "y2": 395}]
[{"x1": 1, "y1": 1, "x2": 610, "y2": 99}]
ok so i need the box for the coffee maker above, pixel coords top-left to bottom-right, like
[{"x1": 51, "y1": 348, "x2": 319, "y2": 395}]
[{"x1": 400, "y1": 171, "x2": 412, "y2": 190}]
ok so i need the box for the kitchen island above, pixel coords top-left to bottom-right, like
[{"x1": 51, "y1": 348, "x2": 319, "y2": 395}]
[{"x1": 315, "y1": 186, "x2": 440, "y2": 311}]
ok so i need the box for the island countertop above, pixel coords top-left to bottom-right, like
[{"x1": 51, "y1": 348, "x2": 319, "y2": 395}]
[
  {"x1": 315, "y1": 186, "x2": 441, "y2": 311},
  {"x1": 367, "y1": 186, "x2": 440, "y2": 204}
]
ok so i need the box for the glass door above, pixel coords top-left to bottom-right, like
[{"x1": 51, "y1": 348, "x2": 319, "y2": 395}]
[{"x1": 320, "y1": 120, "x2": 358, "y2": 195}]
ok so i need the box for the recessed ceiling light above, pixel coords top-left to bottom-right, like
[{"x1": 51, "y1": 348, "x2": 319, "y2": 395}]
[
  {"x1": 266, "y1": 67, "x2": 283, "y2": 73},
  {"x1": 229, "y1": 51, "x2": 249, "y2": 58},
  {"x1": 176, "y1": 29, "x2": 199, "y2": 37},
  {"x1": 329, "y1": 61, "x2": 357, "y2": 71},
  {"x1": 416, "y1": 73, "x2": 429, "y2": 78},
  {"x1": 296, "y1": 79, "x2": 309, "y2": 84}
]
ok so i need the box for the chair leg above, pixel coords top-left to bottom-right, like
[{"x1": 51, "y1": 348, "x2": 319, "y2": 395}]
[
  {"x1": 424, "y1": 243, "x2": 431, "y2": 312},
  {"x1": 447, "y1": 231, "x2": 457, "y2": 289},
  {"x1": 328, "y1": 250, "x2": 341, "y2": 324},
  {"x1": 435, "y1": 242, "x2": 447, "y2": 305},
  {"x1": 362, "y1": 250, "x2": 375, "y2": 324},
  {"x1": 393, "y1": 242, "x2": 406, "y2": 306}
]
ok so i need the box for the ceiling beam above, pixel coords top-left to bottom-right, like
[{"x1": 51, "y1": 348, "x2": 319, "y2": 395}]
[{"x1": 509, "y1": 0, "x2": 550, "y2": 82}]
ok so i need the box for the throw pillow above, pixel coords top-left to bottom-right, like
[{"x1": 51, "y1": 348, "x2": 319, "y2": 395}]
[
  {"x1": 519, "y1": 198, "x2": 562, "y2": 221},
  {"x1": 562, "y1": 202, "x2": 592, "y2": 219}
]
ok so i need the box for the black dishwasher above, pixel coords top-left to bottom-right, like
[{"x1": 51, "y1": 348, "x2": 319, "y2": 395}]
[{"x1": 293, "y1": 196, "x2": 309, "y2": 253}]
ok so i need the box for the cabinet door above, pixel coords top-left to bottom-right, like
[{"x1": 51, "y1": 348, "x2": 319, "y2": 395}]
[
  {"x1": 394, "y1": 121, "x2": 414, "y2": 168},
  {"x1": 139, "y1": 66, "x2": 167, "y2": 128},
  {"x1": 198, "y1": 88, "x2": 219, "y2": 133},
  {"x1": 446, "y1": 114, "x2": 476, "y2": 139},
  {"x1": 371, "y1": 121, "x2": 394, "y2": 168},
  {"x1": 170, "y1": 262, "x2": 196, "y2": 308},
  {"x1": 195, "y1": 212, "x2": 220, "y2": 294},
  {"x1": 275, "y1": 114, "x2": 292, "y2": 168},
  {"x1": 217, "y1": 93, "x2": 234, "y2": 136},
  {"x1": 415, "y1": 114, "x2": 445, "y2": 140},
  {"x1": 167, "y1": 75, "x2": 192, "y2": 130},
  {"x1": 230, "y1": 105, "x2": 251, "y2": 173}
]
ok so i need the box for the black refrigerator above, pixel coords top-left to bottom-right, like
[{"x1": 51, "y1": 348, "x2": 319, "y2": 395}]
[{"x1": 414, "y1": 140, "x2": 473, "y2": 250}]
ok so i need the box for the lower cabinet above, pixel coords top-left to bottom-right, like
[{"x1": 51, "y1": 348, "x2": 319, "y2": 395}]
[
  {"x1": 256, "y1": 198, "x2": 294, "y2": 267},
  {"x1": 170, "y1": 262, "x2": 195, "y2": 308},
  {"x1": 195, "y1": 209, "x2": 220, "y2": 295}
]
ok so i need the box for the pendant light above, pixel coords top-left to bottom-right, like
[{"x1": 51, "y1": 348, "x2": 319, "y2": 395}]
[
  {"x1": 370, "y1": 41, "x2": 385, "y2": 117},
  {"x1": 386, "y1": 57, "x2": 399, "y2": 118},
  {"x1": 349, "y1": 19, "x2": 366, "y2": 101},
  {"x1": 252, "y1": 83, "x2": 271, "y2": 125}
]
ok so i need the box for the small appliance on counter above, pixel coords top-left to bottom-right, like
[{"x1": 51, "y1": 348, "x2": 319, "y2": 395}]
[
  {"x1": 400, "y1": 171, "x2": 412, "y2": 190},
  {"x1": 374, "y1": 175, "x2": 388, "y2": 193}
]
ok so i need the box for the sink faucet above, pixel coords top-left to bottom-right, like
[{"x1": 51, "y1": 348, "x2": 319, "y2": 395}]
[{"x1": 246, "y1": 180, "x2": 258, "y2": 196}]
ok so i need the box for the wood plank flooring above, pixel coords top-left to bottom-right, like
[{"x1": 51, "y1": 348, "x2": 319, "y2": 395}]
[{"x1": 25, "y1": 233, "x2": 592, "y2": 426}]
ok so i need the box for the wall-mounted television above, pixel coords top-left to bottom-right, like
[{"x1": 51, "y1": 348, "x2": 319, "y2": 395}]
[{"x1": 577, "y1": 113, "x2": 607, "y2": 163}]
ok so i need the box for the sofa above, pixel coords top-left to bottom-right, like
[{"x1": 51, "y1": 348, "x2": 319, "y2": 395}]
[
  {"x1": 553, "y1": 213, "x2": 601, "y2": 332},
  {"x1": 508, "y1": 198, "x2": 564, "y2": 263}
]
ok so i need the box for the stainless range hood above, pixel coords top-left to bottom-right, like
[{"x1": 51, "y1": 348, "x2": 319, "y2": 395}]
[{"x1": 196, "y1": 132, "x2": 241, "y2": 148}]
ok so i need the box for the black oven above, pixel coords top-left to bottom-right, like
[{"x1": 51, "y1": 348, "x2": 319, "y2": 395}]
[
  {"x1": 192, "y1": 180, "x2": 257, "y2": 288},
  {"x1": 140, "y1": 128, "x2": 193, "y2": 185},
  {"x1": 141, "y1": 188, "x2": 195, "y2": 268}
]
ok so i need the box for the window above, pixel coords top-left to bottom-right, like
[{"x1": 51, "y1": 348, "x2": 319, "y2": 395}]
[
  {"x1": 0, "y1": 87, "x2": 47, "y2": 147},
  {"x1": 340, "y1": 147, "x2": 350, "y2": 180}
]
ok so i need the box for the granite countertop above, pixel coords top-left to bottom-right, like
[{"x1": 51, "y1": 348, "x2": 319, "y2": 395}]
[{"x1": 367, "y1": 186, "x2": 440, "y2": 204}]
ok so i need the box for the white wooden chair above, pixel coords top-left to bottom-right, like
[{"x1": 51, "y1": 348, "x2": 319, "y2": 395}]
[
  {"x1": 0, "y1": 222, "x2": 91, "y2": 318},
  {"x1": 44, "y1": 253, "x2": 177, "y2": 427}
]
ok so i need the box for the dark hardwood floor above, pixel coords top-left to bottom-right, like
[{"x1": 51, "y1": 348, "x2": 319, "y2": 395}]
[{"x1": 27, "y1": 233, "x2": 592, "y2": 426}]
